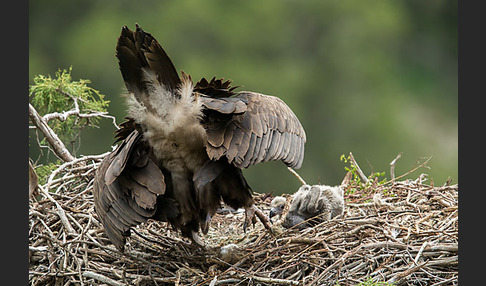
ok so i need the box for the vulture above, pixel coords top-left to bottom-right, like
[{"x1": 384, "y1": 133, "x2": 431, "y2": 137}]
[
  {"x1": 93, "y1": 24, "x2": 306, "y2": 250},
  {"x1": 269, "y1": 184, "x2": 344, "y2": 230}
]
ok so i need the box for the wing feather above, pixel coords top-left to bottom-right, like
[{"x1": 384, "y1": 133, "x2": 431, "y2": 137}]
[
  {"x1": 226, "y1": 127, "x2": 245, "y2": 161},
  {"x1": 249, "y1": 131, "x2": 264, "y2": 166},
  {"x1": 93, "y1": 129, "x2": 169, "y2": 251},
  {"x1": 116, "y1": 24, "x2": 181, "y2": 95},
  {"x1": 263, "y1": 130, "x2": 279, "y2": 162},
  {"x1": 241, "y1": 133, "x2": 258, "y2": 168},
  {"x1": 105, "y1": 131, "x2": 141, "y2": 185},
  {"x1": 201, "y1": 92, "x2": 306, "y2": 169}
]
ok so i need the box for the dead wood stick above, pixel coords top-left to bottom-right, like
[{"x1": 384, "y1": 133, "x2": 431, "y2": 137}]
[
  {"x1": 388, "y1": 261, "x2": 428, "y2": 284},
  {"x1": 344, "y1": 218, "x2": 384, "y2": 226},
  {"x1": 390, "y1": 152, "x2": 402, "y2": 180},
  {"x1": 277, "y1": 237, "x2": 322, "y2": 245},
  {"x1": 43, "y1": 89, "x2": 120, "y2": 130},
  {"x1": 429, "y1": 275, "x2": 458, "y2": 286},
  {"x1": 424, "y1": 243, "x2": 458, "y2": 252},
  {"x1": 287, "y1": 167, "x2": 307, "y2": 185},
  {"x1": 37, "y1": 184, "x2": 75, "y2": 234},
  {"x1": 360, "y1": 241, "x2": 411, "y2": 251},
  {"x1": 30, "y1": 271, "x2": 79, "y2": 277},
  {"x1": 238, "y1": 274, "x2": 300, "y2": 285},
  {"x1": 414, "y1": 241, "x2": 428, "y2": 264},
  {"x1": 426, "y1": 255, "x2": 458, "y2": 267},
  {"x1": 110, "y1": 270, "x2": 176, "y2": 283},
  {"x1": 214, "y1": 278, "x2": 241, "y2": 285},
  {"x1": 82, "y1": 271, "x2": 125, "y2": 286},
  {"x1": 387, "y1": 156, "x2": 432, "y2": 184},
  {"x1": 309, "y1": 244, "x2": 363, "y2": 285},
  {"x1": 44, "y1": 152, "x2": 110, "y2": 192},
  {"x1": 414, "y1": 211, "x2": 440, "y2": 233},
  {"x1": 29, "y1": 103, "x2": 75, "y2": 162},
  {"x1": 349, "y1": 152, "x2": 368, "y2": 184}
]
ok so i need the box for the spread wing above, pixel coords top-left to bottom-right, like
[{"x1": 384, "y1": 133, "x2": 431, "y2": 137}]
[
  {"x1": 93, "y1": 130, "x2": 177, "y2": 250},
  {"x1": 200, "y1": 91, "x2": 306, "y2": 169}
]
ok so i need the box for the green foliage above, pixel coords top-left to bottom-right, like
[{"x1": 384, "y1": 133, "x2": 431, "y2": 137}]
[
  {"x1": 340, "y1": 154, "x2": 387, "y2": 187},
  {"x1": 340, "y1": 154, "x2": 389, "y2": 199},
  {"x1": 34, "y1": 161, "x2": 61, "y2": 185},
  {"x1": 29, "y1": 67, "x2": 109, "y2": 152}
]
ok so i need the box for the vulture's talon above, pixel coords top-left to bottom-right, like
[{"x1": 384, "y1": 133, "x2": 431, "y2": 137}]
[
  {"x1": 190, "y1": 231, "x2": 206, "y2": 248},
  {"x1": 243, "y1": 206, "x2": 256, "y2": 233},
  {"x1": 244, "y1": 205, "x2": 273, "y2": 234}
]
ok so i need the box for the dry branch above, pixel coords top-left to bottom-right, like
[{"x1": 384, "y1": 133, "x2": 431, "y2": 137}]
[
  {"x1": 287, "y1": 167, "x2": 307, "y2": 185},
  {"x1": 29, "y1": 155, "x2": 458, "y2": 285},
  {"x1": 390, "y1": 152, "x2": 402, "y2": 180},
  {"x1": 29, "y1": 119, "x2": 457, "y2": 286},
  {"x1": 349, "y1": 152, "x2": 368, "y2": 184},
  {"x1": 29, "y1": 103, "x2": 74, "y2": 162}
]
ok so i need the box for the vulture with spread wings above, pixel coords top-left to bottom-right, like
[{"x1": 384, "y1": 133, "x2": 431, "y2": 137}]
[{"x1": 93, "y1": 24, "x2": 306, "y2": 250}]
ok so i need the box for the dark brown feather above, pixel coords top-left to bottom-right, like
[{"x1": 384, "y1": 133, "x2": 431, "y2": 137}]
[
  {"x1": 114, "y1": 117, "x2": 137, "y2": 142},
  {"x1": 94, "y1": 25, "x2": 306, "y2": 250},
  {"x1": 104, "y1": 131, "x2": 141, "y2": 185},
  {"x1": 116, "y1": 24, "x2": 181, "y2": 95},
  {"x1": 93, "y1": 129, "x2": 171, "y2": 250},
  {"x1": 194, "y1": 76, "x2": 238, "y2": 98},
  {"x1": 128, "y1": 160, "x2": 165, "y2": 196},
  {"x1": 201, "y1": 92, "x2": 306, "y2": 169}
]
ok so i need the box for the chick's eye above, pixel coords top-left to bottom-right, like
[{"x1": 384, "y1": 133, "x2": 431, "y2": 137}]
[{"x1": 279, "y1": 205, "x2": 284, "y2": 210}]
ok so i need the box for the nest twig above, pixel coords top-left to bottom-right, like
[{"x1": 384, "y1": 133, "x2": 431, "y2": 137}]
[{"x1": 29, "y1": 154, "x2": 458, "y2": 285}]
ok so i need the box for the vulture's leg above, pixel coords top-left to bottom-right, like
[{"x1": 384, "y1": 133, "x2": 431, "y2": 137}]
[
  {"x1": 190, "y1": 231, "x2": 205, "y2": 247},
  {"x1": 243, "y1": 206, "x2": 257, "y2": 232},
  {"x1": 243, "y1": 205, "x2": 273, "y2": 234}
]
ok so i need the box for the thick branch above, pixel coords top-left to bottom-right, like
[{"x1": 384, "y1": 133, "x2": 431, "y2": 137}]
[{"x1": 29, "y1": 103, "x2": 74, "y2": 162}]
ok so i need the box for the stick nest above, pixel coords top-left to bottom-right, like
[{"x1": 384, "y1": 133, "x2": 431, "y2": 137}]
[{"x1": 29, "y1": 156, "x2": 458, "y2": 285}]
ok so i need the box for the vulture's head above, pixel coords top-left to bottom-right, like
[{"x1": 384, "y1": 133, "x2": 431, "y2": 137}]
[{"x1": 269, "y1": 196, "x2": 287, "y2": 221}]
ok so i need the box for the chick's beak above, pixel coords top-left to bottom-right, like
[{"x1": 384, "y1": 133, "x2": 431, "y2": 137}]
[
  {"x1": 269, "y1": 207, "x2": 282, "y2": 223},
  {"x1": 269, "y1": 208, "x2": 277, "y2": 219}
]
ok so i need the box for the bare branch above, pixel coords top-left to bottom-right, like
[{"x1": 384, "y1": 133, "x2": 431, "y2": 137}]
[
  {"x1": 349, "y1": 152, "x2": 368, "y2": 184},
  {"x1": 41, "y1": 90, "x2": 119, "y2": 130},
  {"x1": 82, "y1": 271, "x2": 125, "y2": 286},
  {"x1": 44, "y1": 152, "x2": 111, "y2": 192},
  {"x1": 390, "y1": 152, "x2": 402, "y2": 180},
  {"x1": 37, "y1": 184, "x2": 76, "y2": 234},
  {"x1": 29, "y1": 103, "x2": 75, "y2": 162},
  {"x1": 387, "y1": 156, "x2": 433, "y2": 185},
  {"x1": 287, "y1": 167, "x2": 307, "y2": 185}
]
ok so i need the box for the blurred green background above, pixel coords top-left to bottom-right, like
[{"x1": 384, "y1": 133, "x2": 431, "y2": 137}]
[{"x1": 29, "y1": 0, "x2": 457, "y2": 195}]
